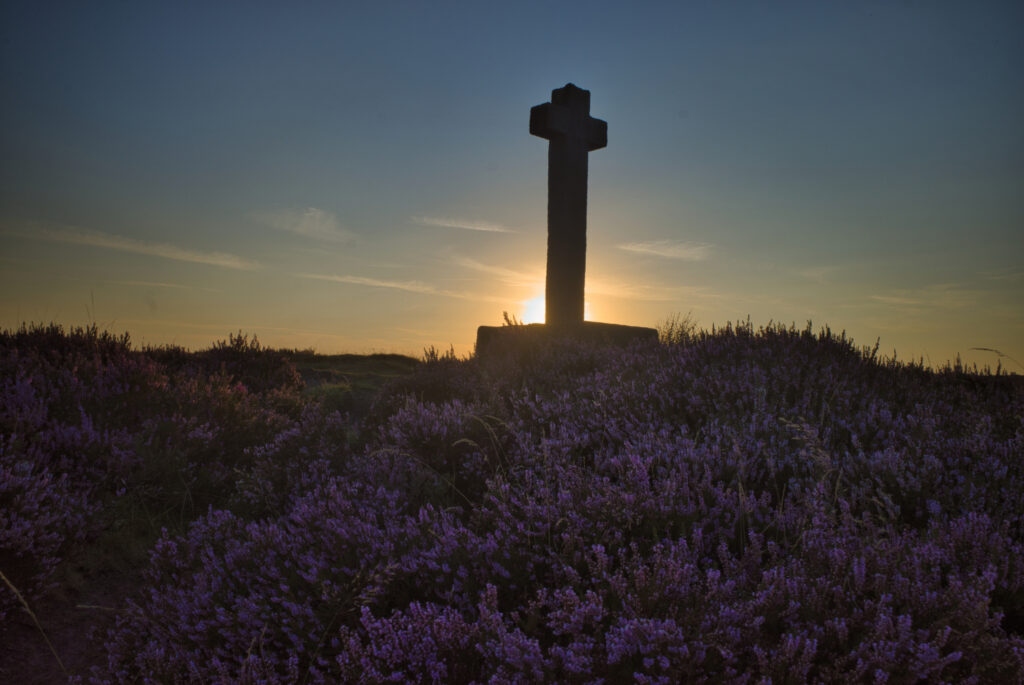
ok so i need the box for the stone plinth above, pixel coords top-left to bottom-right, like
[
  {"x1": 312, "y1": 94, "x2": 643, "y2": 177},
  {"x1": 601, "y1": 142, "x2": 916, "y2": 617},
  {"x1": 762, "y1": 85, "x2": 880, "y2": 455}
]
[{"x1": 476, "y1": 321, "x2": 658, "y2": 357}]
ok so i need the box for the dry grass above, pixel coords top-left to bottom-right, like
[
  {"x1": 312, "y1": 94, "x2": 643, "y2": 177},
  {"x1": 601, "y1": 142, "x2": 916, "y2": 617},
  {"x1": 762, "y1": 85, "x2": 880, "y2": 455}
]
[{"x1": 0, "y1": 569, "x2": 68, "y2": 677}]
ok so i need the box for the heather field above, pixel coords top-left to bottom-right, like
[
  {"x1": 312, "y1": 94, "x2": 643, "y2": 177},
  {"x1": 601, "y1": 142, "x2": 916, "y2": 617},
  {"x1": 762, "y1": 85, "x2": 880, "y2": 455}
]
[{"x1": 1, "y1": 322, "x2": 1022, "y2": 683}]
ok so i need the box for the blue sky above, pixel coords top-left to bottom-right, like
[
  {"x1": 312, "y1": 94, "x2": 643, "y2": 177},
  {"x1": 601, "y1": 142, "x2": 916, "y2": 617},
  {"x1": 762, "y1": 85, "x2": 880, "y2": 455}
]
[{"x1": 2, "y1": 1, "x2": 1022, "y2": 366}]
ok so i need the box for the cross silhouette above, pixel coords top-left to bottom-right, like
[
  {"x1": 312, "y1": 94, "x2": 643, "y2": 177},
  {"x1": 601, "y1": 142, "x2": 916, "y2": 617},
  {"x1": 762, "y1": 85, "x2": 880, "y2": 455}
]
[
  {"x1": 474, "y1": 83, "x2": 656, "y2": 356},
  {"x1": 530, "y1": 83, "x2": 607, "y2": 327}
]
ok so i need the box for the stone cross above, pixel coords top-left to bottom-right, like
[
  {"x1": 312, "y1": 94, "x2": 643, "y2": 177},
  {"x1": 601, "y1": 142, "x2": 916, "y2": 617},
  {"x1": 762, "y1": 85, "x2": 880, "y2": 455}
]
[
  {"x1": 530, "y1": 83, "x2": 607, "y2": 327},
  {"x1": 474, "y1": 83, "x2": 656, "y2": 355}
]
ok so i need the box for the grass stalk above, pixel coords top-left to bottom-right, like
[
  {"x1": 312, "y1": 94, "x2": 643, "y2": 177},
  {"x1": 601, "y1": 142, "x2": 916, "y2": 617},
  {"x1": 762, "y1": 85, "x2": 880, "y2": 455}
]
[{"x1": 0, "y1": 569, "x2": 69, "y2": 677}]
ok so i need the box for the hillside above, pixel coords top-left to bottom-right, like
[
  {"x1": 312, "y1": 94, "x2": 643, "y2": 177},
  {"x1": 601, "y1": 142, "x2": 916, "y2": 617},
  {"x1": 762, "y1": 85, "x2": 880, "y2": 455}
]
[{"x1": 1, "y1": 323, "x2": 1022, "y2": 682}]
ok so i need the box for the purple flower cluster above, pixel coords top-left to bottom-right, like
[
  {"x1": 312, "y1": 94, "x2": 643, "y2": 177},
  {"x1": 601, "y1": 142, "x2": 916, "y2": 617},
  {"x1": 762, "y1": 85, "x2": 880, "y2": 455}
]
[
  {"x1": 0, "y1": 324, "x2": 338, "y2": 621},
  {"x1": 6, "y1": 322, "x2": 1024, "y2": 681},
  {"x1": 1, "y1": 325, "x2": 146, "y2": 616},
  {"x1": 101, "y1": 480, "x2": 420, "y2": 681}
]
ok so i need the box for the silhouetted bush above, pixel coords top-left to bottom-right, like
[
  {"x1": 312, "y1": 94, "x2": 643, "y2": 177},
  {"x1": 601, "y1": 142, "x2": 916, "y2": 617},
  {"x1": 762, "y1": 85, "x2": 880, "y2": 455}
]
[
  {"x1": 367, "y1": 346, "x2": 479, "y2": 426},
  {"x1": 147, "y1": 331, "x2": 303, "y2": 395}
]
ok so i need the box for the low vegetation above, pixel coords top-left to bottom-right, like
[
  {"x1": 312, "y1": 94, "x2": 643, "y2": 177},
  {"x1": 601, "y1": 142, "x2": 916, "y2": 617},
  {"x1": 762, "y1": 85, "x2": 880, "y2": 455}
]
[{"x1": 1, "y1": 321, "x2": 1022, "y2": 682}]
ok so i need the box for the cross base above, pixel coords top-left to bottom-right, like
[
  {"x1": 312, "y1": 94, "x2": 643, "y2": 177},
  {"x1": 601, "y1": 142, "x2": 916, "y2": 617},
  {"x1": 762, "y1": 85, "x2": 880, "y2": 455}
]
[{"x1": 475, "y1": 321, "x2": 658, "y2": 357}]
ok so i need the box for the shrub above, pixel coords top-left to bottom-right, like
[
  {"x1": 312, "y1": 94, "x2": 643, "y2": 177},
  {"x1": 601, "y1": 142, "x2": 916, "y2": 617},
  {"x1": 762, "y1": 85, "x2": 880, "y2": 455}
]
[{"x1": 7, "y1": 322, "x2": 1022, "y2": 681}]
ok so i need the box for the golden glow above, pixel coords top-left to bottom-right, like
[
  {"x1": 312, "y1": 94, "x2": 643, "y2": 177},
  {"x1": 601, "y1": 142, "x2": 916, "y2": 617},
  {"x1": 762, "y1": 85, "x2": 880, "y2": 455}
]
[
  {"x1": 521, "y1": 295, "x2": 545, "y2": 324},
  {"x1": 519, "y1": 295, "x2": 595, "y2": 324}
]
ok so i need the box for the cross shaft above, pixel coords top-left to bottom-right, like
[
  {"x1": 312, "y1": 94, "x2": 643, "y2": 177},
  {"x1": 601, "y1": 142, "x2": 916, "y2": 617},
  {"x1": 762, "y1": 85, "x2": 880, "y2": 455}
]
[{"x1": 530, "y1": 83, "x2": 606, "y2": 327}]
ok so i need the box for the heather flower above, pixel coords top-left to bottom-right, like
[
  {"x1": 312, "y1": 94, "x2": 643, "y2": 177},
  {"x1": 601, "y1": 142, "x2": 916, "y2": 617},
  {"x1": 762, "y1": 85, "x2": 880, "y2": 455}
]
[{"x1": 6, "y1": 322, "x2": 1021, "y2": 681}]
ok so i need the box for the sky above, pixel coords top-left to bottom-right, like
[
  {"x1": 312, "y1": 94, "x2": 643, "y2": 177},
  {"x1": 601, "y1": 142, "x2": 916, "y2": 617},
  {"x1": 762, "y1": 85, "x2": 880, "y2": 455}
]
[{"x1": 1, "y1": 1, "x2": 1022, "y2": 367}]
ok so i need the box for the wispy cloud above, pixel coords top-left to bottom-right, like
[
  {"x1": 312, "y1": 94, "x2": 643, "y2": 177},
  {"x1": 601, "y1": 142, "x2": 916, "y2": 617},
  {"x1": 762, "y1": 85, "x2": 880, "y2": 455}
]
[
  {"x1": 302, "y1": 273, "x2": 438, "y2": 295},
  {"x1": 27, "y1": 226, "x2": 261, "y2": 270},
  {"x1": 869, "y1": 284, "x2": 978, "y2": 311},
  {"x1": 413, "y1": 216, "x2": 514, "y2": 233},
  {"x1": 587, "y1": 277, "x2": 716, "y2": 302},
  {"x1": 869, "y1": 294, "x2": 923, "y2": 307},
  {"x1": 981, "y1": 267, "x2": 1024, "y2": 283},
  {"x1": 100, "y1": 279, "x2": 222, "y2": 293},
  {"x1": 451, "y1": 256, "x2": 541, "y2": 286},
  {"x1": 795, "y1": 265, "x2": 839, "y2": 284},
  {"x1": 617, "y1": 240, "x2": 712, "y2": 261},
  {"x1": 298, "y1": 272, "x2": 507, "y2": 303},
  {"x1": 117, "y1": 318, "x2": 354, "y2": 339},
  {"x1": 258, "y1": 207, "x2": 354, "y2": 243},
  {"x1": 448, "y1": 255, "x2": 712, "y2": 302}
]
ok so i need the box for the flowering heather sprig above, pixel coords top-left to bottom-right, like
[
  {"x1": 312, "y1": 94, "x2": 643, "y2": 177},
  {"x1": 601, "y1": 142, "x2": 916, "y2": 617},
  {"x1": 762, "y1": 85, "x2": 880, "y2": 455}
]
[
  {"x1": 232, "y1": 405, "x2": 353, "y2": 518},
  {"x1": 357, "y1": 397, "x2": 516, "y2": 512}
]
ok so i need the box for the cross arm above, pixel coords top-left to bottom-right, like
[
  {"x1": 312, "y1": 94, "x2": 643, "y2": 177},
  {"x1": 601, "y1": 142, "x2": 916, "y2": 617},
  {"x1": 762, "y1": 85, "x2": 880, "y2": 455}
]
[{"x1": 530, "y1": 103, "x2": 608, "y2": 151}]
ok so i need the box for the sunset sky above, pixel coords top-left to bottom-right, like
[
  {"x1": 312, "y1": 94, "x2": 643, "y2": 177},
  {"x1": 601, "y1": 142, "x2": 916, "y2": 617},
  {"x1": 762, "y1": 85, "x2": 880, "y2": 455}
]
[{"x1": 2, "y1": 1, "x2": 1022, "y2": 367}]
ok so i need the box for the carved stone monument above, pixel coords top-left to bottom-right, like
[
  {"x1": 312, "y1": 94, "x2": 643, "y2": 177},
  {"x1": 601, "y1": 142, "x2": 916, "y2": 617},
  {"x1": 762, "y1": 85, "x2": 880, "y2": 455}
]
[
  {"x1": 476, "y1": 83, "x2": 658, "y2": 355},
  {"x1": 530, "y1": 83, "x2": 606, "y2": 327}
]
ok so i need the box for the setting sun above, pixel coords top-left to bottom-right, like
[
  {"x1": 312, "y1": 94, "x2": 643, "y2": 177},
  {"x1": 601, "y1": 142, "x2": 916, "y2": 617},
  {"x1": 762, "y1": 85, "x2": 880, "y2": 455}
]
[
  {"x1": 521, "y1": 295, "x2": 545, "y2": 324},
  {"x1": 519, "y1": 295, "x2": 594, "y2": 324}
]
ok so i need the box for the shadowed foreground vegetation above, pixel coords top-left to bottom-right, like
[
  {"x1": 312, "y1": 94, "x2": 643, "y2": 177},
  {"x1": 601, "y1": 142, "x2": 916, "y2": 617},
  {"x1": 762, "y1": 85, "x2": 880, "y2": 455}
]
[{"x1": 1, "y1": 321, "x2": 1022, "y2": 682}]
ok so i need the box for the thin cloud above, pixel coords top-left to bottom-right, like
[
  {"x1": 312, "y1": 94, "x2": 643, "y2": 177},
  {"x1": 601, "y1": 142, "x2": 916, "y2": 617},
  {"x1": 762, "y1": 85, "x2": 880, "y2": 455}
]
[
  {"x1": 981, "y1": 267, "x2": 1024, "y2": 283},
  {"x1": 413, "y1": 216, "x2": 514, "y2": 233},
  {"x1": 101, "y1": 280, "x2": 222, "y2": 293},
  {"x1": 449, "y1": 255, "x2": 711, "y2": 302},
  {"x1": 302, "y1": 273, "x2": 438, "y2": 295},
  {"x1": 796, "y1": 266, "x2": 838, "y2": 284},
  {"x1": 869, "y1": 284, "x2": 977, "y2": 310},
  {"x1": 114, "y1": 280, "x2": 192, "y2": 289},
  {"x1": 118, "y1": 318, "x2": 353, "y2": 339},
  {"x1": 451, "y1": 256, "x2": 541, "y2": 286},
  {"x1": 27, "y1": 225, "x2": 261, "y2": 270},
  {"x1": 259, "y1": 207, "x2": 355, "y2": 243},
  {"x1": 617, "y1": 240, "x2": 712, "y2": 261},
  {"x1": 587, "y1": 277, "x2": 715, "y2": 302},
  {"x1": 298, "y1": 272, "x2": 508, "y2": 303},
  {"x1": 870, "y1": 294, "x2": 922, "y2": 307}
]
